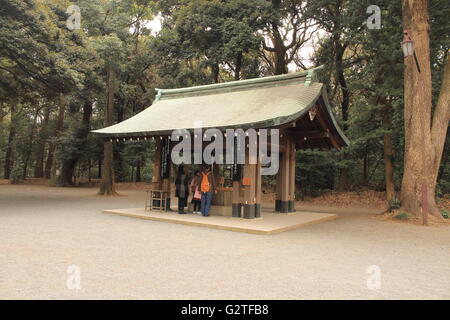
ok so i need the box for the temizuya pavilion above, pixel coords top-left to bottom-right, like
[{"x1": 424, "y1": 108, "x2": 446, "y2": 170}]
[{"x1": 93, "y1": 66, "x2": 349, "y2": 219}]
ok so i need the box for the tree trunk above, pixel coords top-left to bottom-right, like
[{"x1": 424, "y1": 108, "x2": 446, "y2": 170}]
[
  {"x1": 58, "y1": 100, "x2": 93, "y2": 186},
  {"x1": 34, "y1": 106, "x2": 50, "y2": 178},
  {"x1": 99, "y1": 65, "x2": 117, "y2": 195},
  {"x1": 271, "y1": 26, "x2": 288, "y2": 75},
  {"x1": 437, "y1": 132, "x2": 449, "y2": 182},
  {"x1": 44, "y1": 96, "x2": 66, "y2": 179},
  {"x1": 382, "y1": 103, "x2": 395, "y2": 201},
  {"x1": 4, "y1": 104, "x2": 16, "y2": 180},
  {"x1": 98, "y1": 157, "x2": 102, "y2": 179},
  {"x1": 22, "y1": 109, "x2": 39, "y2": 180},
  {"x1": 59, "y1": 159, "x2": 78, "y2": 186},
  {"x1": 99, "y1": 140, "x2": 116, "y2": 195},
  {"x1": 363, "y1": 144, "x2": 369, "y2": 186},
  {"x1": 333, "y1": 38, "x2": 351, "y2": 190},
  {"x1": 44, "y1": 145, "x2": 55, "y2": 179},
  {"x1": 211, "y1": 62, "x2": 220, "y2": 83},
  {"x1": 113, "y1": 101, "x2": 125, "y2": 182},
  {"x1": 234, "y1": 52, "x2": 242, "y2": 80},
  {"x1": 335, "y1": 42, "x2": 349, "y2": 130},
  {"x1": 135, "y1": 158, "x2": 141, "y2": 182},
  {"x1": 400, "y1": 0, "x2": 450, "y2": 218},
  {"x1": 88, "y1": 158, "x2": 92, "y2": 182}
]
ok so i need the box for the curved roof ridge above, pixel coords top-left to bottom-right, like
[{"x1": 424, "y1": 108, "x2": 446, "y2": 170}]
[{"x1": 155, "y1": 66, "x2": 324, "y2": 100}]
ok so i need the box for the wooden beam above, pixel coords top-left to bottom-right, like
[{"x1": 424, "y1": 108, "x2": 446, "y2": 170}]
[
  {"x1": 314, "y1": 107, "x2": 341, "y2": 149},
  {"x1": 288, "y1": 130, "x2": 330, "y2": 140}
]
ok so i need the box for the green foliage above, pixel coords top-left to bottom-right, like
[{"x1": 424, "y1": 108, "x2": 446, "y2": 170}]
[
  {"x1": 10, "y1": 165, "x2": 23, "y2": 184},
  {"x1": 394, "y1": 212, "x2": 410, "y2": 220},
  {"x1": 388, "y1": 197, "x2": 401, "y2": 212},
  {"x1": 296, "y1": 150, "x2": 337, "y2": 198},
  {"x1": 441, "y1": 209, "x2": 449, "y2": 219}
]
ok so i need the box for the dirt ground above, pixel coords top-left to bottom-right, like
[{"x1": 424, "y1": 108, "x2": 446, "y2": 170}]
[{"x1": 1, "y1": 184, "x2": 449, "y2": 300}]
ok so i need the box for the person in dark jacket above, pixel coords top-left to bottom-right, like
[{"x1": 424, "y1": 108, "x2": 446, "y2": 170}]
[{"x1": 175, "y1": 165, "x2": 189, "y2": 214}]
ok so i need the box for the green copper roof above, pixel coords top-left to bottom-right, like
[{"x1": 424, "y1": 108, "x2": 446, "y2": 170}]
[{"x1": 92, "y1": 66, "x2": 349, "y2": 148}]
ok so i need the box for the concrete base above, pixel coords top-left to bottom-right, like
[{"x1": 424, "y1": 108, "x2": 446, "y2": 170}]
[
  {"x1": 188, "y1": 203, "x2": 231, "y2": 216},
  {"x1": 279, "y1": 201, "x2": 289, "y2": 213},
  {"x1": 102, "y1": 207, "x2": 338, "y2": 235},
  {"x1": 232, "y1": 203, "x2": 242, "y2": 218},
  {"x1": 243, "y1": 204, "x2": 256, "y2": 219},
  {"x1": 275, "y1": 199, "x2": 281, "y2": 212}
]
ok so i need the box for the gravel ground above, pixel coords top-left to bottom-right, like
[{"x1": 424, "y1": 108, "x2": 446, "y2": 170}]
[{"x1": 0, "y1": 185, "x2": 449, "y2": 300}]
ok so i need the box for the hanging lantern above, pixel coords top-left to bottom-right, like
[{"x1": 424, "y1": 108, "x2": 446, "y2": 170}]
[
  {"x1": 401, "y1": 30, "x2": 421, "y2": 72},
  {"x1": 401, "y1": 30, "x2": 414, "y2": 58}
]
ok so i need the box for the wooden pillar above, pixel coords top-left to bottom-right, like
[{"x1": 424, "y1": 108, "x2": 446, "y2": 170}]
[
  {"x1": 275, "y1": 169, "x2": 282, "y2": 212},
  {"x1": 152, "y1": 139, "x2": 162, "y2": 190},
  {"x1": 231, "y1": 138, "x2": 242, "y2": 217},
  {"x1": 288, "y1": 139, "x2": 296, "y2": 212},
  {"x1": 279, "y1": 135, "x2": 290, "y2": 213},
  {"x1": 255, "y1": 153, "x2": 262, "y2": 218},
  {"x1": 242, "y1": 143, "x2": 257, "y2": 219},
  {"x1": 151, "y1": 139, "x2": 163, "y2": 208},
  {"x1": 211, "y1": 163, "x2": 221, "y2": 206},
  {"x1": 275, "y1": 134, "x2": 287, "y2": 212},
  {"x1": 242, "y1": 165, "x2": 256, "y2": 218},
  {"x1": 232, "y1": 180, "x2": 242, "y2": 217},
  {"x1": 161, "y1": 137, "x2": 171, "y2": 210}
]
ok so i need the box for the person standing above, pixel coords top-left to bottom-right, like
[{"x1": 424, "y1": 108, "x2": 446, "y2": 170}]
[
  {"x1": 175, "y1": 165, "x2": 189, "y2": 214},
  {"x1": 200, "y1": 166, "x2": 216, "y2": 217},
  {"x1": 190, "y1": 170, "x2": 202, "y2": 214}
]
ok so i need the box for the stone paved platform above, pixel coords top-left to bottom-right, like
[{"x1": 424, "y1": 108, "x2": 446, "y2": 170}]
[{"x1": 103, "y1": 207, "x2": 338, "y2": 235}]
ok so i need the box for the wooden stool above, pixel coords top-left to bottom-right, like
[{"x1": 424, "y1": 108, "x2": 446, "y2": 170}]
[{"x1": 145, "y1": 189, "x2": 169, "y2": 211}]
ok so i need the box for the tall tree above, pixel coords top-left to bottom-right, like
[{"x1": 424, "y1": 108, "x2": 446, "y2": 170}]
[
  {"x1": 401, "y1": 0, "x2": 450, "y2": 217},
  {"x1": 262, "y1": 0, "x2": 318, "y2": 74}
]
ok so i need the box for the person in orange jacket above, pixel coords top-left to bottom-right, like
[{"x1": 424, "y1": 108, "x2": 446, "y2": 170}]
[{"x1": 199, "y1": 165, "x2": 216, "y2": 216}]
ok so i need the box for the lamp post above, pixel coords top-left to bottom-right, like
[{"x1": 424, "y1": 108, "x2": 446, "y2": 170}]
[{"x1": 401, "y1": 30, "x2": 421, "y2": 72}]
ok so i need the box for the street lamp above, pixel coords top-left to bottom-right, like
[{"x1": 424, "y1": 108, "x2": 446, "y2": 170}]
[
  {"x1": 401, "y1": 30, "x2": 414, "y2": 57},
  {"x1": 401, "y1": 30, "x2": 421, "y2": 72}
]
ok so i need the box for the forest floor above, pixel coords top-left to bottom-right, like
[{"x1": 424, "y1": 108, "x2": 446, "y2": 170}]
[{"x1": 1, "y1": 184, "x2": 449, "y2": 299}]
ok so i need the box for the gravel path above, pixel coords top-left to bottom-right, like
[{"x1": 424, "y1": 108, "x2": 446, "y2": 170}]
[{"x1": 1, "y1": 185, "x2": 449, "y2": 300}]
